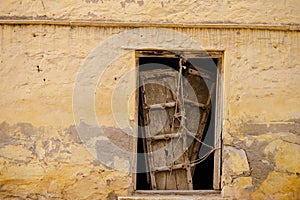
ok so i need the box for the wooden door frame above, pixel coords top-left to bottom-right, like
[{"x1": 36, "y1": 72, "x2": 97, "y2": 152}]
[{"x1": 131, "y1": 49, "x2": 224, "y2": 194}]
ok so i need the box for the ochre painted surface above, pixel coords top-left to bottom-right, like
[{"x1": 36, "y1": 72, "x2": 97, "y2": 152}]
[
  {"x1": 0, "y1": 122, "x2": 131, "y2": 199},
  {"x1": 0, "y1": 1, "x2": 300, "y2": 199},
  {"x1": 0, "y1": 0, "x2": 300, "y2": 25}
]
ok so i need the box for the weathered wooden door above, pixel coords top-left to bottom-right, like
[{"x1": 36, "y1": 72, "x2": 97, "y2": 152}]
[{"x1": 139, "y1": 58, "x2": 211, "y2": 190}]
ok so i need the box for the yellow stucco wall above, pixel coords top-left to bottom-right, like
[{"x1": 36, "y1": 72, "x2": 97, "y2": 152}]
[
  {"x1": 0, "y1": 0, "x2": 300, "y2": 24},
  {"x1": 0, "y1": 1, "x2": 300, "y2": 199}
]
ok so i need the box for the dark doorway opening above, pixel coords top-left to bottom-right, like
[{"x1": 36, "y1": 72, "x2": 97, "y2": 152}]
[{"x1": 136, "y1": 52, "x2": 218, "y2": 190}]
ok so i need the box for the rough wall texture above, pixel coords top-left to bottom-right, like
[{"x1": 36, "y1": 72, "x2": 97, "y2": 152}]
[
  {"x1": 0, "y1": 0, "x2": 300, "y2": 200},
  {"x1": 0, "y1": 122, "x2": 131, "y2": 199},
  {"x1": 0, "y1": 0, "x2": 300, "y2": 24}
]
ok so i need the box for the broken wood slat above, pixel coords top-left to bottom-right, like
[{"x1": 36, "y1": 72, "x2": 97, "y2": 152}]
[
  {"x1": 145, "y1": 101, "x2": 176, "y2": 110},
  {"x1": 152, "y1": 161, "x2": 203, "y2": 172},
  {"x1": 154, "y1": 163, "x2": 188, "y2": 172},
  {"x1": 147, "y1": 132, "x2": 182, "y2": 141},
  {"x1": 147, "y1": 131, "x2": 194, "y2": 141}
]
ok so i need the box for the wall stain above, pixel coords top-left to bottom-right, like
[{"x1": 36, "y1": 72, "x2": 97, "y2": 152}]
[
  {"x1": 84, "y1": 0, "x2": 103, "y2": 3},
  {"x1": 107, "y1": 191, "x2": 117, "y2": 200},
  {"x1": 238, "y1": 120, "x2": 299, "y2": 135},
  {"x1": 120, "y1": 0, "x2": 144, "y2": 8},
  {"x1": 234, "y1": 140, "x2": 275, "y2": 185}
]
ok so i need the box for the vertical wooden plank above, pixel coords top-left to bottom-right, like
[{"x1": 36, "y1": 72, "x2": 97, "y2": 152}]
[
  {"x1": 141, "y1": 83, "x2": 158, "y2": 190},
  {"x1": 178, "y1": 59, "x2": 193, "y2": 190},
  {"x1": 131, "y1": 55, "x2": 139, "y2": 193},
  {"x1": 213, "y1": 56, "x2": 223, "y2": 190},
  {"x1": 186, "y1": 165, "x2": 193, "y2": 190},
  {"x1": 166, "y1": 171, "x2": 177, "y2": 190}
]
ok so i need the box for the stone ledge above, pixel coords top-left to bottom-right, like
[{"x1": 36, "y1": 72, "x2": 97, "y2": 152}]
[
  {"x1": 0, "y1": 19, "x2": 299, "y2": 31},
  {"x1": 118, "y1": 195, "x2": 232, "y2": 200}
]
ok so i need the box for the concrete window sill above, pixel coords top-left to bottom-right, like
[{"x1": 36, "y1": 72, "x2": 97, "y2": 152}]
[
  {"x1": 118, "y1": 190, "x2": 232, "y2": 200},
  {"x1": 118, "y1": 195, "x2": 232, "y2": 200}
]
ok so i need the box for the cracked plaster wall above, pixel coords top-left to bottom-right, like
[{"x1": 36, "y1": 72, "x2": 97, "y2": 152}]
[{"x1": 0, "y1": 1, "x2": 300, "y2": 200}]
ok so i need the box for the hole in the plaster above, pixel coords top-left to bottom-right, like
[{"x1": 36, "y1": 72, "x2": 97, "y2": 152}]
[
  {"x1": 43, "y1": 78, "x2": 46, "y2": 82},
  {"x1": 37, "y1": 65, "x2": 42, "y2": 72},
  {"x1": 106, "y1": 179, "x2": 111, "y2": 186},
  {"x1": 114, "y1": 77, "x2": 117, "y2": 81}
]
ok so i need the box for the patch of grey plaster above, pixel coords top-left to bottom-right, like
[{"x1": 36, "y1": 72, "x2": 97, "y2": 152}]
[
  {"x1": 239, "y1": 118, "x2": 300, "y2": 136},
  {"x1": 87, "y1": 12, "x2": 97, "y2": 18},
  {"x1": 120, "y1": 0, "x2": 144, "y2": 8},
  {"x1": 0, "y1": 122, "x2": 42, "y2": 149},
  {"x1": 234, "y1": 140, "x2": 274, "y2": 185},
  {"x1": 101, "y1": 126, "x2": 134, "y2": 152},
  {"x1": 63, "y1": 125, "x2": 82, "y2": 144},
  {"x1": 84, "y1": 0, "x2": 101, "y2": 3},
  {"x1": 13, "y1": 122, "x2": 36, "y2": 137},
  {"x1": 43, "y1": 138, "x2": 61, "y2": 157},
  {"x1": 0, "y1": 122, "x2": 12, "y2": 145},
  {"x1": 76, "y1": 122, "x2": 105, "y2": 141},
  {"x1": 288, "y1": 118, "x2": 300, "y2": 135},
  {"x1": 91, "y1": 159, "x2": 103, "y2": 166},
  {"x1": 76, "y1": 122, "x2": 134, "y2": 171}
]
